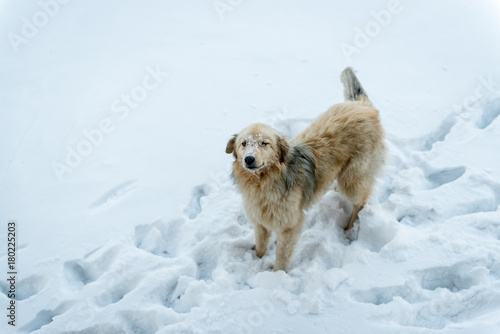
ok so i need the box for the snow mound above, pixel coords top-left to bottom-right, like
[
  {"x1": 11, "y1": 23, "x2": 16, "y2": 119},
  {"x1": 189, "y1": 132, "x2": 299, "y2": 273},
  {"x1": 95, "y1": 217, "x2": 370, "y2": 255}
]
[{"x1": 11, "y1": 98, "x2": 500, "y2": 334}]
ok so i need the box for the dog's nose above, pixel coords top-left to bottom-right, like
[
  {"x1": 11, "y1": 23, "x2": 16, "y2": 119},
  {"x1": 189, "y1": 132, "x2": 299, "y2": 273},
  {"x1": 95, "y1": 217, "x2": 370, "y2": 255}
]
[{"x1": 245, "y1": 156, "x2": 255, "y2": 165}]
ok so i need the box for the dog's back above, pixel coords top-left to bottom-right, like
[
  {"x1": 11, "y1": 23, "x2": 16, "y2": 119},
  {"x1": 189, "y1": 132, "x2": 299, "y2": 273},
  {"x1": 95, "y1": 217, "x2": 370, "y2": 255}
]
[{"x1": 292, "y1": 68, "x2": 386, "y2": 211}]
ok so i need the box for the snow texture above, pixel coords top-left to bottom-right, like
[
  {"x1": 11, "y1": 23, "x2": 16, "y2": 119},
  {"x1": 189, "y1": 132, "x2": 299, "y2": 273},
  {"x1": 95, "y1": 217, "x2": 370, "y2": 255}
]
[
  {"x1": 6, "y1": 97, "x2": 500, "y2": 333},
  {"x1": 1, "y1": 0, "x2": 500, "y2": 333}
]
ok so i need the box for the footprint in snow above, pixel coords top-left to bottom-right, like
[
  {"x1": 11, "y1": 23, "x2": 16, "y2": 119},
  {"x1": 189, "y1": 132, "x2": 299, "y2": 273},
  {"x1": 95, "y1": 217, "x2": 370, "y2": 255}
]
[
  {"x1": 415, "y1": 262, "x2": 488, "y2": 292},
  {"x1": 352, "y1": 283, "x2": 423, "y2": 306},
  {"x1": 88, "y1": 179, "x2": 137, "y2": 214},
  {"x1": 476, "y1": 95, "x2": 500, "y2": 129},
  {"x1": 63, "y1": 245, "x2": 119, "y2": 290},
  {"x1": 0, "y1": 274, "x2": 49, "y2": 301},
  {"x1": 420, "y1": 114, "x2": 458, "y2": 151},
  {"x1": 183, "y1": 184, "x2": 209, "y2": 219},
  {"x1": 425, "y1": 166, "x2": 466, "y2": 189},
  {"x1": 20, "y1": 301, "x2": 75, "y2": 333}
]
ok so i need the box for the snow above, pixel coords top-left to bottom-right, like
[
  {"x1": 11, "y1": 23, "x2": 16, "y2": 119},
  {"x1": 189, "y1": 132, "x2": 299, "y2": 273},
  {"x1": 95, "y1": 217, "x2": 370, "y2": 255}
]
[{"x1": 1, "y1": 0, "x2": 500, "y2": 333}]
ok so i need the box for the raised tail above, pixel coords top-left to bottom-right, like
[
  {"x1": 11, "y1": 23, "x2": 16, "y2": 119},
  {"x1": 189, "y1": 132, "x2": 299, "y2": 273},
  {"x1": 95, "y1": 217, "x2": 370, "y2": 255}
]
[{"x1": 340, "y1": 67, "x2": 370, "y2": 103}]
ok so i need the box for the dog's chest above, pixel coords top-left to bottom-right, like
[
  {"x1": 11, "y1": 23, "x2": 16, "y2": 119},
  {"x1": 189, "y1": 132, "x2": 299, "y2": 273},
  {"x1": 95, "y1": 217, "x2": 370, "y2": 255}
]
[{"x1": 241, "y1": 186, "x2": 297, "y2": 231}]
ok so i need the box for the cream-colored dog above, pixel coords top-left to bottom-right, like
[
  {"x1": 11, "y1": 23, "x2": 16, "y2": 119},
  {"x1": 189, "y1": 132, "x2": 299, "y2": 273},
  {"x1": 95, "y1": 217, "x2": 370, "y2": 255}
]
[{"x1": 226, "y1": 68, "x2": 386, "y2": 271}]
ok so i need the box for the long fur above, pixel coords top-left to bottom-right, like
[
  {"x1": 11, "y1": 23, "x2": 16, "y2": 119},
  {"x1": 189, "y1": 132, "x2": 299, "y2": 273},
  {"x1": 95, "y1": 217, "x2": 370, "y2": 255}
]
[
  {"x1": 341, "y1": 67, "x2": 369, "y2": 103},
  {"x1": 226, "y1": 67, "x2": 386, "y2": 272},
  {"x1": 281, "y1": 144, "x2": 316, "y2": 207}
]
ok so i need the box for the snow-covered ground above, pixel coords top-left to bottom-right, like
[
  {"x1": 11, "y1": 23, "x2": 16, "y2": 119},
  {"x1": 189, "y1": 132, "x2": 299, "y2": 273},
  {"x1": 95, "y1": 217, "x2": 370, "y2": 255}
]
[{"x1": 1, "y1": 0, "x2": 500, "y2": 333}]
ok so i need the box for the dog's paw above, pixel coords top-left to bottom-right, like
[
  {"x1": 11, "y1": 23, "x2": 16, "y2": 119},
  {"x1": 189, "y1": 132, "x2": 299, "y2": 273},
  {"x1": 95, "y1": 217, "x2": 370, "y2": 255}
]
[
  {"x1": 344, "y1": 224, "x2": 360, "y2": 243},
  {"x1": 255, "y1": 249, "x2": 268, "y2": 258}
]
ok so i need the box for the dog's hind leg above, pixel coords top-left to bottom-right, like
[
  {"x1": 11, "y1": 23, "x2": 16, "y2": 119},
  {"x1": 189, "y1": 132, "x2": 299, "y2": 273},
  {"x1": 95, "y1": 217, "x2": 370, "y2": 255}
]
[
  {"x1": 273, "y1": 219, "x2": 303, "y2": 272},
  {"x1": 337, "y1": 164, "x2": 373, "y2": 231},
  {"x1": 254, "y1": 224, "x2": 271, "y2": 258},
  {"x1": 345, "y1": 203, "x2": 364, "y2": 231}
]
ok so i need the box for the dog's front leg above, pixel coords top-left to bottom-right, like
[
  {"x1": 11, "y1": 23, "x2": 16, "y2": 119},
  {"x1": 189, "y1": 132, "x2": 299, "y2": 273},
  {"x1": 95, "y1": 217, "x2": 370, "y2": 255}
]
[
  {"x1": 254, "y1": 223, "x2": 271, "y2": 258},
  {"x1": 273, "y1": 220, "x2": 303, "y2": 272}
]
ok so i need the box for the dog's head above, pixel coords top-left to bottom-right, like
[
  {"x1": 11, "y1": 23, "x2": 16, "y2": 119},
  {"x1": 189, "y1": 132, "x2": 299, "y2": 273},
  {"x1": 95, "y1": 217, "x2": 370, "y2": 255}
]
[{"x1": 226, "y1": 123, "x2": 290, "y2": 173}]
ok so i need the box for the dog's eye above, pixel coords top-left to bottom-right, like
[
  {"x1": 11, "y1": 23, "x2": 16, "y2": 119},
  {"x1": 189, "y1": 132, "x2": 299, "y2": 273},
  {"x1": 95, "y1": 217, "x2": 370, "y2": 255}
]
[
  {"x1": 260, "y1": 142, "x2": 268, "y2": 147},
  {"x1": 242, "y1": 141, "x2": 247, "y2": 147}
]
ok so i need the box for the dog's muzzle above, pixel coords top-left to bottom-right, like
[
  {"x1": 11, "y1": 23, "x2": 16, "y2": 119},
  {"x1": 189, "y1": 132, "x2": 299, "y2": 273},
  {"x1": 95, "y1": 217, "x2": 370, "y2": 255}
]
[
  {"x1": 245, "y1": 156, "x2": 255, "y2": 165},
  {"x1": 244, "y1": 155, "x2": 263, "y2": 170}
]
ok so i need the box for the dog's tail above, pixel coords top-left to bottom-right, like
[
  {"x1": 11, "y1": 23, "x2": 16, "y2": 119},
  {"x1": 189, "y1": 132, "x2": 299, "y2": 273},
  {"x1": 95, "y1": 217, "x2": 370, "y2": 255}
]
[{"x1": 340, "y1": 67, "x2": 370, "y2": 104}]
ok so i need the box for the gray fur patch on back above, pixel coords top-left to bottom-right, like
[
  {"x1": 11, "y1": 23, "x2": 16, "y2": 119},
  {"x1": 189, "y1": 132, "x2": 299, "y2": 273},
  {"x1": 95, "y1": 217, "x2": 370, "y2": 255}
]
[{"x1": 281, "y1": 144, "x2": 317, "y2": 206}]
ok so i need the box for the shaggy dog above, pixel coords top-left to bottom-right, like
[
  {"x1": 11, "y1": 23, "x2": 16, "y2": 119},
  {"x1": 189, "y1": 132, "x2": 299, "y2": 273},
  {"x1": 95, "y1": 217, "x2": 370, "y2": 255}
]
[{"x1": 226, "y1": 68, "x2": 386, "y2": 272}]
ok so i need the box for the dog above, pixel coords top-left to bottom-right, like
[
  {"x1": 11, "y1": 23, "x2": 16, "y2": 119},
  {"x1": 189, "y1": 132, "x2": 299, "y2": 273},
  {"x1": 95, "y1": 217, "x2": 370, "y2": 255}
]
[{"x1": 226, "y1": 67, "x2": 386, "y2": 272}]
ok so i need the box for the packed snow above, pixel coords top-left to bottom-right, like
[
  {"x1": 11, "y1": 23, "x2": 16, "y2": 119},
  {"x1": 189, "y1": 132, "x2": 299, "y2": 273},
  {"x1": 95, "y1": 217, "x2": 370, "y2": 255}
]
[{"x1": 1, "y1": 1, "x2": 500, "y2": 333}]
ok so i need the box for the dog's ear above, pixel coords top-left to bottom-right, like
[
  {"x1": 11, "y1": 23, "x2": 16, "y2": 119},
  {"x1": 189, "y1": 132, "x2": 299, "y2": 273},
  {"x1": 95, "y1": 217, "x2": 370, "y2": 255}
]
[
  {"x1": 226, "y1": 134, "x2": 237, "y2": 155},
  {"x1": 277, "y1": 136, "x2": 290, "y2": 163}
]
